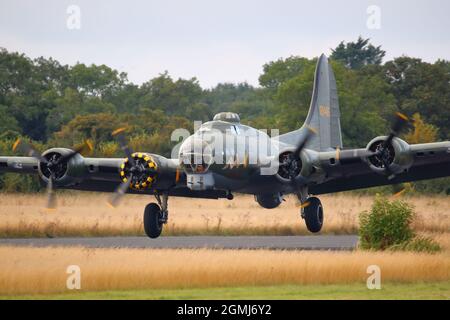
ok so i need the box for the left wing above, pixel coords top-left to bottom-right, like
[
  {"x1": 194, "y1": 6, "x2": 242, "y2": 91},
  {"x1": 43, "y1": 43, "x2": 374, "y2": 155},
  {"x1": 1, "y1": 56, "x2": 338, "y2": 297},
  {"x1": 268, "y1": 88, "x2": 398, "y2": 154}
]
[{"x1": 311, "y1": 141, "x2": 450, "y2": 195}]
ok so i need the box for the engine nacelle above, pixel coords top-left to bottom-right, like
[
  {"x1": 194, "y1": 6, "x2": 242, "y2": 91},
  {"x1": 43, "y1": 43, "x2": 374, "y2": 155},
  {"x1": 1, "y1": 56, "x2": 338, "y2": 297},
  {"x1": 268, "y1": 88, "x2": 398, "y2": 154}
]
[
  {"x1": 275, "y1": 149, "x2": 320, "y2": 185},
  {"x1": 255, "y1": 193, "x2": 283, "y2": 209},
  {"x1": 118, "y1": 153, "x2": 179, "y2": 191},
  {"x1": 39, "y1": 148, "x2": 86, "y2": 186},
  {"x1": 118, "y1": 152, "x2": 159, "y2": 190},
  {"x1": 366, "y1": 136, "x2": 413, "y2": 175}
]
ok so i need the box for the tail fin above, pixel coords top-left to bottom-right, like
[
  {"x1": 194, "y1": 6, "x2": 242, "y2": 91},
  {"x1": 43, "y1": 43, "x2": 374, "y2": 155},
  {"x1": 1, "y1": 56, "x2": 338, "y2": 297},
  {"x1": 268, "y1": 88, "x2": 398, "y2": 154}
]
[{"x1": 278, "y1": 54, "x2": 343, "y2": 151}]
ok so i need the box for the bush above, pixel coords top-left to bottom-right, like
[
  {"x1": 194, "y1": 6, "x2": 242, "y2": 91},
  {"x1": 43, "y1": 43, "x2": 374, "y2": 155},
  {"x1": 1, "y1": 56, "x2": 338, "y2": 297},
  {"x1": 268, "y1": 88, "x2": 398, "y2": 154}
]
[
  {"x1": 359, "y1": 196, "x2": 441, "y2": 252},
  {"x1": 0, "y1": 173, "x2": 41, "y2": 193},
  {"x1": 359, "y1": 197, "x2": 416, "y2": 250},
  {"x1": 389, "y1": 236, "x2": 441, "y2": 253}
]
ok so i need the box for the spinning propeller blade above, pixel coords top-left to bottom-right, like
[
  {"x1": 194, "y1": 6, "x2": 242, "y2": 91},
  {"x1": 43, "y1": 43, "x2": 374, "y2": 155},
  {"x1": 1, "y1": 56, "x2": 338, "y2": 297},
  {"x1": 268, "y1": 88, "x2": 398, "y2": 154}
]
[
  {"x1": 378, "y1": 113, "x2": 410, "y2": 179},
  {"x1": 112, "y1": 128, "x2": 135, "y2": 166},
  {"x1": 46, "y1": 174, "x2": 57, "y2": 210},
  {"x1": 107, "y1": 175, "x2": 133, "y2": 208},
  {"x1": 12, "y1": 139, "x2": 48, "y2": 164},
  {"x1": 108, "y1": 128, "x2": 137, "y2": 207},
  {"x1": 293, "y1": 126, "x2": 316, "y2": 161},
  {"x1": 12, "y1": 139, "x2": 93, "y2": 210}
]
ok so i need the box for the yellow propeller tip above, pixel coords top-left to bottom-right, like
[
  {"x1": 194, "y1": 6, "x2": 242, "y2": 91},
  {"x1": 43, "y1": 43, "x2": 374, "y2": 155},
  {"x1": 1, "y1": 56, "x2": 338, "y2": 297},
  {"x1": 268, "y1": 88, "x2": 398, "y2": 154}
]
[
  {"x1": 85, "y1": 139, "x2": 94, "y2": 152},
  {"x1": 44, "y1": 208, "x2": 57, "y2": 213},
  {"x1": 12, "y1": 138, "x2": 21, "y2": 152},
  {"x1": 112, "y1": 127, "x2": 126, "y2": 136},
  {"x1": 392, "y1": 189, "x2": 406, "y2": 198},
  {"x1": 106, "y1": 201, "x2": 116, "y2": 209},
  {"x1": 395, "y1": 112, "x2": 408, "y2": 121}
]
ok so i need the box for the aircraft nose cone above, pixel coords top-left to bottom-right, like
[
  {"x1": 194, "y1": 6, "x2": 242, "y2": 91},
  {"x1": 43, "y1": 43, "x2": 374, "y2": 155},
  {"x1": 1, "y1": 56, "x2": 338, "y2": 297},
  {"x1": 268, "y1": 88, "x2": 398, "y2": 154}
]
[{"x1": 179, "y1": 137, "x2": 213, "y2": 173}]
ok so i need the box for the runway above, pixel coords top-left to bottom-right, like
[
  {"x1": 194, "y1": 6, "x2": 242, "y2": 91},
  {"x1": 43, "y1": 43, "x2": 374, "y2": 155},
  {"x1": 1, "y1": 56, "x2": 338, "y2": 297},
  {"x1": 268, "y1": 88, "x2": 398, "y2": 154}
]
[{"x1": 0, "y1": 235, "x2": 359, "y2": 250}]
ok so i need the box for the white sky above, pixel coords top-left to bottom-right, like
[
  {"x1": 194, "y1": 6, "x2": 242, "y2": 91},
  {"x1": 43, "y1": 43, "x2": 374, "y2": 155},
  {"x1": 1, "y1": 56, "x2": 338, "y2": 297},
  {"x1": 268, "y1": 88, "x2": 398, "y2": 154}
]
[{"x1": 1, "y1": 0, "x2": 449, "y2": 88}]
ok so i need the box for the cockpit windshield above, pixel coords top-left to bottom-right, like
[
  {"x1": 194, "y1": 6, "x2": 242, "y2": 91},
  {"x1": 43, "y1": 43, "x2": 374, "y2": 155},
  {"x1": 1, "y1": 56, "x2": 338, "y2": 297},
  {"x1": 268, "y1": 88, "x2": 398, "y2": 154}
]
[{"x1": 196, "y1": 121, "x2": 236, "y2": 135}]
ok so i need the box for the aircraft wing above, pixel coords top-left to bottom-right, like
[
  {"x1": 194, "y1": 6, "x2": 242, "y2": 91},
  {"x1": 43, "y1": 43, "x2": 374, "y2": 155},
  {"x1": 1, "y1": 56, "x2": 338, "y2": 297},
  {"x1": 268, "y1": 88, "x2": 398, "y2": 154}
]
[
  {"x1": 0, "y1": 153, "x2": 228, "y2": 200},
  {"x1": 0, "y1": 153, "x2": 174, "y2": 189},
  {"x1": 310, "y1": 141, "x2": 450, "y2": 195}
]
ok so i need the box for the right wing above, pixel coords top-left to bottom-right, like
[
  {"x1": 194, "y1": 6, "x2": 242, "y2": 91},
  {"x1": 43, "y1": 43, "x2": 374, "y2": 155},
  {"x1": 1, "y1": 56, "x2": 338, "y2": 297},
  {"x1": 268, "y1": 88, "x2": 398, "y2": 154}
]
[{"x1": 0, "y1": 152, "x2": 229, "y2": 200}]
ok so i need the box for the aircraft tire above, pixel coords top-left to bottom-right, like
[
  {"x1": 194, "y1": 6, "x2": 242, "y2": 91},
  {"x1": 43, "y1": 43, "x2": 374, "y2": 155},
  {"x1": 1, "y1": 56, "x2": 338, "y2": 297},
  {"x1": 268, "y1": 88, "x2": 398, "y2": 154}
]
[
  {"x1": 144, "y1": 202, "x2": 163, "y2": 238},
  {"x1": 303, "y1": 197, "x2": 323, "y2": 233}
]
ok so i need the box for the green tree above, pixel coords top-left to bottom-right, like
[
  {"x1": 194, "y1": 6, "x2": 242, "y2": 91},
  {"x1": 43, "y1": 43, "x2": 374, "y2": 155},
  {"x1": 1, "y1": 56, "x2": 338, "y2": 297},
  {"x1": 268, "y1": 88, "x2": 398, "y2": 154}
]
[
  {"x1": 259, "y1": 56, "x2": 311, "y2": 90},
  {"x1": 139, "y1": 72, "x2": 203, "y2": 118},
  {"x1": 331, "y1": 37, "x2": 385, "y2": 69},
  {"x1": 384, "y1": 57, "x2": 450, "y2": 140},
  {"x1": 52, "y1": 113, "x2": 121, "y2": 147}
]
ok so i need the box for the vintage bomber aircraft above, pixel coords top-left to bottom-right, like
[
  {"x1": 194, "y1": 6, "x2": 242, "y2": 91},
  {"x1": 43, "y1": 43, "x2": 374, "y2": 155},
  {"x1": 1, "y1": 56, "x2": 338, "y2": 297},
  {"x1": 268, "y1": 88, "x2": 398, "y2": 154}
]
[{"x1": 1, "y1": 54, "x2": 449, "y2": 238}]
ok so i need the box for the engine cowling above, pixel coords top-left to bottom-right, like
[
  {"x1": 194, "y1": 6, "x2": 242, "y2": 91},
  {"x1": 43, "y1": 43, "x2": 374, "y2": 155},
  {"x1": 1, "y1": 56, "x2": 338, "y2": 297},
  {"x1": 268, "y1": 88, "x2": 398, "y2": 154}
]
[
  {"x1": 38, "y1": 148, "x2": 86, "y2": 186},
  {"x1": 119, "y1": 152, "x2": 159, "y2": 190},
  {"x1": 255, "y1": 193, "x2": 283, "y2": 209},
  {"x1": 275, "y1": 149, "x2": 317, "y2": 184},
  {"x1": 366, "y1": 136, "x2": 413, "y2": 175}
]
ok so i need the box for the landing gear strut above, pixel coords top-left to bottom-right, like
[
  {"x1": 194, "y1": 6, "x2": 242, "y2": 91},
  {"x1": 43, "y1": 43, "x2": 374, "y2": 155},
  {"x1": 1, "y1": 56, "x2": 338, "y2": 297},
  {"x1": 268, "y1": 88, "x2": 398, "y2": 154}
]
[{"x1": 143, "y1": 191, "x2": 169, "y2": 239}]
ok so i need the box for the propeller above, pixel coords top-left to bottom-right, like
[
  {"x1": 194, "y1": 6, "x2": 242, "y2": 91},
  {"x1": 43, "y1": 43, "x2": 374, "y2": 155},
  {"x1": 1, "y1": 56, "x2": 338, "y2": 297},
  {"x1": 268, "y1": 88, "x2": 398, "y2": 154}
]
[
  {"x1": 112, "y1": 127, "x2": 135, "y2": 166},
  {"x1": 107, "y1": 174, "x2": 134, "y2": 208},
  {"x1": 108, "y1": 128, "x2": 134, "y2": 207},
  {"x1": 382, "y1": 112, "x2": 409, "y2": 150},
  {"x1": 278, "y1": 126, "x2": 316, "y2": 186},
  {"x1": 46, "y1": 173, "x2": 57, "y2": 210},
  {"x1": 292, "y1": 126, "x2": 316, "y2": 162},
  {"x1": 108, "y1": 128, "x2": 158, "y2": 207},
  {"x1": 12, "y1": 139, "x2": 93, "y2": 210},
  {"x1": 368, "y1": 112, "x2": 410, "y2": 179}
]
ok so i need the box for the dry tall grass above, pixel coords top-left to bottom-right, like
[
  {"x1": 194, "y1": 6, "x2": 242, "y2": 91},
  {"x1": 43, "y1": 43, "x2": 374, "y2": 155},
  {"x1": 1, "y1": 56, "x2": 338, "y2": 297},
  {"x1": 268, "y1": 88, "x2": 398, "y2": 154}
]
[
  {"x1": 0, "y1": 192, "x2": 448, "y2": 237},
  {"x1": 0, "y1": 246, "x2": 449, "y2": 295}
]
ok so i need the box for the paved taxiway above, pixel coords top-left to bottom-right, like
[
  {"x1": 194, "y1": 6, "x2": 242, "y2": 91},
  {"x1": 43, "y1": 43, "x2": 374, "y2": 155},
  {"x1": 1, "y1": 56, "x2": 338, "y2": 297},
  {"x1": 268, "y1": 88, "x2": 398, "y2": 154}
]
[{"x1": 0, "y1": 235, "x2": 358, "y2": 250}]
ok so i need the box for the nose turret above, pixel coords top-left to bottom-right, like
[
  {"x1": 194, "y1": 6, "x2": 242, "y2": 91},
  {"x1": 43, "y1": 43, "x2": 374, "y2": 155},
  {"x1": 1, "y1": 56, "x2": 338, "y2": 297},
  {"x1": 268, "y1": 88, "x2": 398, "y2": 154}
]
[{"x1": 179, "y1": 136, "x2": 213, "y2": 174}]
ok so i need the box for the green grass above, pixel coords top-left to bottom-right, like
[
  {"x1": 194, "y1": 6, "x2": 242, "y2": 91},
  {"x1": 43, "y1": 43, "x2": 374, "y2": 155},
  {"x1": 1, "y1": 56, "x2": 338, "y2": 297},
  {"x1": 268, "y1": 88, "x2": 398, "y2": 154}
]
[{"x1": 2, "y1": 282, "x2": 449, "y2": 300}]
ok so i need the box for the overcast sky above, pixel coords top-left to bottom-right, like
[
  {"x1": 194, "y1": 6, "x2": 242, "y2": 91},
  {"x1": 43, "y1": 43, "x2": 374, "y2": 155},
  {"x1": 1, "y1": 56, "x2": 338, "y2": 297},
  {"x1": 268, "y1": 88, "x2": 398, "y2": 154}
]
[{"x1": 1, "y1": 0, "x2": 449, "y2": 88}]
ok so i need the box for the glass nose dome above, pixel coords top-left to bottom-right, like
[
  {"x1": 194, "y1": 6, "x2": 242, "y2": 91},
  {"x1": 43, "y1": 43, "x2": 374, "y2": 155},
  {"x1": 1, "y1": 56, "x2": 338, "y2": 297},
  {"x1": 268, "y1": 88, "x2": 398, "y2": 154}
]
[{"x1": 179, "y1": 137, "x2": 213, "y2": 174}]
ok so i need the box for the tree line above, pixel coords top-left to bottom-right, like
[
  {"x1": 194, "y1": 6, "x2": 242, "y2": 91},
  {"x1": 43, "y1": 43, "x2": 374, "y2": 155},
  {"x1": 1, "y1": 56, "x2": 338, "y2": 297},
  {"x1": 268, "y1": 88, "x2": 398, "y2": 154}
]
[{"x1": 0, "y1": 37, "x2": 448, "y2": 193}]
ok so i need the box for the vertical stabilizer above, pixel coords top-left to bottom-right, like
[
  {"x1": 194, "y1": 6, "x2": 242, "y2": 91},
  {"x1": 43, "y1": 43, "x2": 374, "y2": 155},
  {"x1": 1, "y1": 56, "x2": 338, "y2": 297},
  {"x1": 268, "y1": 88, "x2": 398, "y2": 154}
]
[{"x1": 278, "y1": 54, "x2": 343, "y2": 151}]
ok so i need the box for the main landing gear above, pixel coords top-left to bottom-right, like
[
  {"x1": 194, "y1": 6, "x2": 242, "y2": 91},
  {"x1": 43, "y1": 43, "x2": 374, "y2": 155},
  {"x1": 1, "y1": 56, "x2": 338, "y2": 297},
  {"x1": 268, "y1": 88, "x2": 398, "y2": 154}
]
[
  {"x1": 143, "y1": 192, "x2": 168, "y2": 239},
  {"x1": 302, "y1": 197, "x2": 323, "y2": 233},
  {"x1": 297, "y1": 188, "x2": 324, "y2": 233}
]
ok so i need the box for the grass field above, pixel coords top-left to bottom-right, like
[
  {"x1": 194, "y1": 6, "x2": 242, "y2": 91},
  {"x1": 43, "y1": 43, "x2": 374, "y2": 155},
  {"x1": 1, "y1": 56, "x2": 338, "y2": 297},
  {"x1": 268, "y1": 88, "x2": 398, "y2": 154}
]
[
  {"x1": 0, "y1": 192, "x2": 448, "y2": 237},
  {"x1": 3, "y1": 282, "x2": 449, "y2": 300},
  {"x1": 0, "y1": 246, "x2": 449, "y2": 296},
  {"x1": 0, "y1": 193, "x2": 449, "y2": 299}
]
